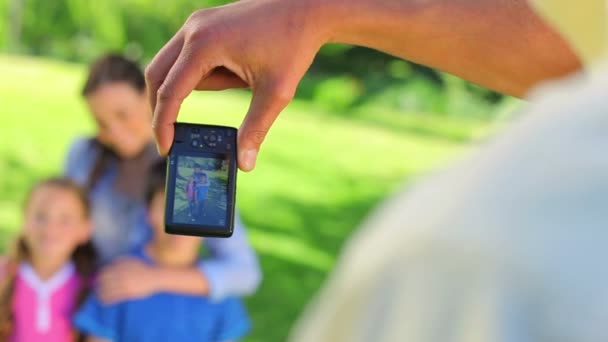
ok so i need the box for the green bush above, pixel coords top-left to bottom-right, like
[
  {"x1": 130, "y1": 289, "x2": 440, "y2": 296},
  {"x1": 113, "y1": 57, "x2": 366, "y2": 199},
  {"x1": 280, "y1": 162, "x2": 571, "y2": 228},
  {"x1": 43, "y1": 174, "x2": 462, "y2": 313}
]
[
  {"x1": 313, "y1": 76, "x2": 363, "y2": 112},
  {"x1": 1, "y1": 1, "x2": 506, "y2": 118}
]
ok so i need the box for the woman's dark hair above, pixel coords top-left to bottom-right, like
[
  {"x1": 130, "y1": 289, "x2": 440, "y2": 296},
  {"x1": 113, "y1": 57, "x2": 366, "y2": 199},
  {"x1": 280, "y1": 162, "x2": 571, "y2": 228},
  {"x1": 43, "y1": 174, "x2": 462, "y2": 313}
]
[
  {"x1": 82, "y1": 54, "x2": 146, "y2": 190},
  {"x1": 145, "y1": 159, "x2": 168, "y2": 205},
  {"x1": 0, "y1": 178, "x2": 97, "y2": 341},
  {"x1": 82, "y1": 53, "x2": 145, "y2": 96}
]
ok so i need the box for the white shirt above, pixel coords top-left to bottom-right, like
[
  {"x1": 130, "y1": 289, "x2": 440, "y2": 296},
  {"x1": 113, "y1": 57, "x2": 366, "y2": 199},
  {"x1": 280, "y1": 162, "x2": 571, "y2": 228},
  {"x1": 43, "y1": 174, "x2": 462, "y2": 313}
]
[{"x1": 290, "y1": 66, "x2": 608, "y2": 342}]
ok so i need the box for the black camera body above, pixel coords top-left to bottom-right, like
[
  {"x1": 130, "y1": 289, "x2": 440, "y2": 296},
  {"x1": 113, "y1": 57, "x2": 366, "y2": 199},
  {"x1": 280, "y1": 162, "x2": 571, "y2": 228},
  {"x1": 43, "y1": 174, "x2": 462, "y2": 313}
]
[{"x1": 165, "y1": 123, "x2": 237, "y2": 237}]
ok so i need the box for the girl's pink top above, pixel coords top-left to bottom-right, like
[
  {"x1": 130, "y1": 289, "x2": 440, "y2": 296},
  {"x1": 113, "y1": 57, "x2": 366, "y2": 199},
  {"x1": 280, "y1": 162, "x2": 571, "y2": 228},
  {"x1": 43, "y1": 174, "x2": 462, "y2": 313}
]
[
  {"x1": 10, "y1": 262, "x2": 81, "y2": 342},
  {"x1": 186, "y1": 178, "x2": 195, "y2": 200}
]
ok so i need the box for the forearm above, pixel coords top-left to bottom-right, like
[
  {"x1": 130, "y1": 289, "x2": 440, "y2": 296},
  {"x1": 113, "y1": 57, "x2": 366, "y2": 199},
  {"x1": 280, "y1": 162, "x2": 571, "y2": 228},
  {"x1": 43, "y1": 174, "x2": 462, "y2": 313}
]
[
  {"x1": 154, "y1": 260, "x2": 261, "y2": 298},
  {"x1": 315, "y1": 0, "x2": 581, "y2": 97},
  {"x1": 201, "y1": 214, "x2": 262, "y2": 299},
  {"x1": 154, "y1": 266, "x2": 210, "y2": 295},
  {"x1": 199, "y1": 257, "x2": 262, "y2": 299}
]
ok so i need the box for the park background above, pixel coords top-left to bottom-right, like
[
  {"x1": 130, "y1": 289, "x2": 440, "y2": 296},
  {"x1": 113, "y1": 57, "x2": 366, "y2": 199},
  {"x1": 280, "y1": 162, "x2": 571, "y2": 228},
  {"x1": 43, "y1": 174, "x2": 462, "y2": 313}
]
[{"x1": 0, "y1": 1, "x2": 521, "y2": 341}]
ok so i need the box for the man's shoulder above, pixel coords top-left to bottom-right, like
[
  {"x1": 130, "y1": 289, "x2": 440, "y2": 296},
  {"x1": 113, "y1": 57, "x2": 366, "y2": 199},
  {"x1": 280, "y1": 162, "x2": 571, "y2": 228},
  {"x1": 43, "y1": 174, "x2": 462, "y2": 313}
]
[
  {"x1": 67, "y1": 136, "x2": 97, "y2": 159},
  {"x1": 65, "y1": 136, "x2": 99, "y2": 180}
]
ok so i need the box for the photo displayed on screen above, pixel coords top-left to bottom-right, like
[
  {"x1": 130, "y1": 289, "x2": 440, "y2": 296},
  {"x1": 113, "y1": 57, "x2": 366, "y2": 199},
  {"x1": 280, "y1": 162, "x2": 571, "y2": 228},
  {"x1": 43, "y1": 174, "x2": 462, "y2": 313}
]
[{"x1": 173, "y1": 155, "x2": 229, "y2": 227}]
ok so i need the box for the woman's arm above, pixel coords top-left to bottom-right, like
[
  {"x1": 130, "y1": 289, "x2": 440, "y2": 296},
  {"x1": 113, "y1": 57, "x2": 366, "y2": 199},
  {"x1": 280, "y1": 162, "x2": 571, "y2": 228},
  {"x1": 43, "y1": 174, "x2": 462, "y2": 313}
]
[
  {"x1": 97, "y1": 259, "x2": 210, "y2": 303},
  {"x1": 198, "y1": 213, "x2": 262, "y2": 299},
  {"x1": 97, "y1": 211, "x2": 260, "y2": 302}
]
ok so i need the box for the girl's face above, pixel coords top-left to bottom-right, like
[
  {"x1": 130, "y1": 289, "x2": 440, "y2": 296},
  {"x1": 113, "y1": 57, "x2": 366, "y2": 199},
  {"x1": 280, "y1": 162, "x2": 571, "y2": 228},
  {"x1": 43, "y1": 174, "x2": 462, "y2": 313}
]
[
  {"x1": 23, "y1": 185, "x2": 92, "y2": 263},
  {"x1": 86, "y1": 81, "x2": 152, "y2": 159}
]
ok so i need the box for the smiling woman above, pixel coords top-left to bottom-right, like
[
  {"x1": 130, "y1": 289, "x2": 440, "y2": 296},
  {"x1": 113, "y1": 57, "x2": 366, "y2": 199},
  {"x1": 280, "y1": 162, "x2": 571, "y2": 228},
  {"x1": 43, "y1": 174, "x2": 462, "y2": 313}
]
[
  {"x1": 79, "y1": 55, "x2": 154, "y2": 202},
  {"x1": 71, "y1": 54, "x2": 160, "y2": 260},
  {"x1": 82, "y1": 55, "x2": 151, "y2": 160},
  {"x1": 63, "y1": 54, "x2": 262, "y2": 304}
]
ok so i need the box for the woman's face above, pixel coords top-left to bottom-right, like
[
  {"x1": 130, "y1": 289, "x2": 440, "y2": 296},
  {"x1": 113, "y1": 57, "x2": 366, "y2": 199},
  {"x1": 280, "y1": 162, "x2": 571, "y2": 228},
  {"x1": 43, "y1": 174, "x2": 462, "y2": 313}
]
[{"x1": 86, "y1": 82, "x2": 152, "y2": 159}]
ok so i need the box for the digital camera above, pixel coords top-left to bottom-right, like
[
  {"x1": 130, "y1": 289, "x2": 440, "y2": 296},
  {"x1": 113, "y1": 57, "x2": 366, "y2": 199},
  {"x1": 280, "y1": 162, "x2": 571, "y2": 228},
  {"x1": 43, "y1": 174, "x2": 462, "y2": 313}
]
[{"x1": 165, "y1": 123, "x2": 237, "y2": 237}]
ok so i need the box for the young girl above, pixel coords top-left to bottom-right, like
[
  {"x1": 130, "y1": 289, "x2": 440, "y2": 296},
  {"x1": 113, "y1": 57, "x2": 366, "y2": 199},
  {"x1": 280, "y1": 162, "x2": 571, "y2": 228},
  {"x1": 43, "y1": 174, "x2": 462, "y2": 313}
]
[
  {"x1": 185, "y1": 164, "x2": 201, "y2": 219},
  {"x1": 194, "y1": 172, "x2": 210, "y2": 220},
  {"x1": 0, "y1": 178, "x2": 96, "y2": 341}
]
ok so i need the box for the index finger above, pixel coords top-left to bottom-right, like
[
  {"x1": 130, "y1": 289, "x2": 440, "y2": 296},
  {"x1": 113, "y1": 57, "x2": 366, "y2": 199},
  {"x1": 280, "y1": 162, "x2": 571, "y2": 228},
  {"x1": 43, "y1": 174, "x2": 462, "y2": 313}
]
[
  {"x1": 152, "y1": 45, "x2": 216, "y2": 155},
  {"x1": 145, "y1": 33, "x2": 184, "y2": 115}
]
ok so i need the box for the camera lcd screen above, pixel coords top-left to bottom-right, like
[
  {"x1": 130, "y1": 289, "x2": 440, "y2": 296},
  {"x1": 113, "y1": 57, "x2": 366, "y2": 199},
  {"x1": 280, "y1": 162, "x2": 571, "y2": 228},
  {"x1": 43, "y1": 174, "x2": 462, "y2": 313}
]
[{"x1": 172, "y1": 155, "x2": 229, "y2": 227}]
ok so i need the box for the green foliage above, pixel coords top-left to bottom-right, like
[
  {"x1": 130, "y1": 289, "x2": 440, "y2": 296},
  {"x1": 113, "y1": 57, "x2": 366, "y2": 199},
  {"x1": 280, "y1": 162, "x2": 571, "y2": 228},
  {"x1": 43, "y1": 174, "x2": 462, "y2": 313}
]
[
  {"x1": 0, "y1": 1, "x2": 507, "y2": 117},
  {"x1": 0, "y1": 1, "x2": 6, "y2": 49},
  {"x1": 313, "y1": 76, "x2": 362, "y2": 111},
  {"x1": 0, "y1": 0, "x2": 231, "y2": 60},
  {"x1": 0, "y1": 55, "x2": 493, "y2": 341}
]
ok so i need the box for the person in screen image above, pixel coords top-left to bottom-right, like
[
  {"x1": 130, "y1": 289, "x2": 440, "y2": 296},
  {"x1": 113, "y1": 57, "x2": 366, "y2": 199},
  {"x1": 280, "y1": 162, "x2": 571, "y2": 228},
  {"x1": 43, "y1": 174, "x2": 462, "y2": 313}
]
[
  {"x1": 195, "y1": 172, "x2": 210, "y2": 221},
  {"x1": 74, "y1": 160, "x2": 250, "y2": 342},
  {"x1": 185, "y1": 164, "x2": 204, "y2": 219},
  {"x1": 177, "y1": 158, "x2": 229, "y2": 226}
]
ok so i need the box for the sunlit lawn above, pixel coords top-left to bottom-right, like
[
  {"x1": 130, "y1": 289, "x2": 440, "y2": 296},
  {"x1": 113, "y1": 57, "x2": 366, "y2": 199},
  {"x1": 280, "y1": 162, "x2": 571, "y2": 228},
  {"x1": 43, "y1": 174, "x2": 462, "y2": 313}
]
[{"x1": 0, "y1": 54, "x2": 492, "y2": 341}]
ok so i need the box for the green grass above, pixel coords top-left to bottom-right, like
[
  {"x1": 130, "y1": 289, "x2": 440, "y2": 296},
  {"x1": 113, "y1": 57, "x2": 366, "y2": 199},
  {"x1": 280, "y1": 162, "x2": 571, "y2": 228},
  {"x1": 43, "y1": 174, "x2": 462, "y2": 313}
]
[{"x1": 0, "y1": 54, "x2": 493, "y2": 341}]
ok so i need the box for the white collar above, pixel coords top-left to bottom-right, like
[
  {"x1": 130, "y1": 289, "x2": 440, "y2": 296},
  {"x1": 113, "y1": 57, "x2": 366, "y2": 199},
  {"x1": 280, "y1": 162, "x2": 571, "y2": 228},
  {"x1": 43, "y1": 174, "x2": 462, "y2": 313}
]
[
  {"x1": 19, "y1": 261, "x2": 77, "y2": 333},
  {"x1": 19, "y1": 261, "x2": 76, "y2": 295}
]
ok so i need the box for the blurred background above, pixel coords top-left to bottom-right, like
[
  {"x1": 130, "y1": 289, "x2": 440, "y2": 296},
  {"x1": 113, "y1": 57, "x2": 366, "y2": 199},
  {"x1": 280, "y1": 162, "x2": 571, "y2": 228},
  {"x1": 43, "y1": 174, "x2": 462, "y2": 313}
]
[{"x1": 0, "y1": 1, "x2": 520, "y2": 341}]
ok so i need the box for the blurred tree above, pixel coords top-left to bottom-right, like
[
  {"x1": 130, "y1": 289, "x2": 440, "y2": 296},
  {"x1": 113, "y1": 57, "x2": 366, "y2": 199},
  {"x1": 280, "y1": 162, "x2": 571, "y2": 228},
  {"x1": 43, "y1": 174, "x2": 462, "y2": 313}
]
[
  {"x1": 0, "y1": 0, "x2": 504, "y2": 116},
  {"x1": 7, "y1": 0, "x2": 23, "y2": 52}
]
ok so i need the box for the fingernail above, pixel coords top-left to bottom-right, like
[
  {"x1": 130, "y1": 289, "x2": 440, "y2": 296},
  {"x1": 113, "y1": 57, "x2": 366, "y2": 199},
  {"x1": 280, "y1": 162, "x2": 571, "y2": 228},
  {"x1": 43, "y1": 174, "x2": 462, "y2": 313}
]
[
  {"x1": 241, "y1": 149, "x2": 258, "y2": 171},
  {"x1": 155, "y1": 140, "x2": 168, "y2": 156}
]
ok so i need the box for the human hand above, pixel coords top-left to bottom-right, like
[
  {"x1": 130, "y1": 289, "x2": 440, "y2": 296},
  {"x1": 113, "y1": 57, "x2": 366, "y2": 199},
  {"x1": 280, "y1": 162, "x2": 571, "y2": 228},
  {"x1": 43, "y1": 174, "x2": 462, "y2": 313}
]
[
  {"x1": 146, "y1": 0, "x2": 330, "y2": 171},
  {"x1": 97, "y1": 257, "x2": 159, "y2": 304}
]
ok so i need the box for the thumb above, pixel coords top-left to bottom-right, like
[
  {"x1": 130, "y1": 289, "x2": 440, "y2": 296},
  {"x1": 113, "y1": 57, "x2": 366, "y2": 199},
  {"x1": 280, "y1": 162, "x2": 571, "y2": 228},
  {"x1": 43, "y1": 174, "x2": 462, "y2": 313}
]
[{"x1": 238, "y1": 77, "x2": 297, "y2": 171}]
